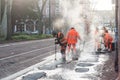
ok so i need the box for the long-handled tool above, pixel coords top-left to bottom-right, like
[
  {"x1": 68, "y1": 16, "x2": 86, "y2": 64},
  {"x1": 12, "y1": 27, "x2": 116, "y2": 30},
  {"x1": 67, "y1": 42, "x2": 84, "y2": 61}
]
[
  {"x1": 55, "y1": 44, "x2": 57, "y2": 60},
  {"x1": 54, "y1": 43, "x2": 58, "y2": 68},
  {"x1": 80, "y1": 40, "x2": 85, "y2": 52}
]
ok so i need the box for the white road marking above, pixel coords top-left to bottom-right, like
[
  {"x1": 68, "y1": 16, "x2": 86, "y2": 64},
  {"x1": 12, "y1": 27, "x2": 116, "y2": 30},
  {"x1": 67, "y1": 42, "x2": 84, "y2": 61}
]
[
  {"x1": 0, "y1": 45, "x2": 10, "y2": 48},
  {"x1": 0, "y1": 38, "x2": 54, "y2": 48}
]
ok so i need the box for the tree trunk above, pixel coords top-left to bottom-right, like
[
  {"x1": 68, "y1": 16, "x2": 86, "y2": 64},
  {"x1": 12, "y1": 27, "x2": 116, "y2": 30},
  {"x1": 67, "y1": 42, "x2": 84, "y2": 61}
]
[
  {"x1": 0, "y1": 1, "x2": 1, "y2": 23},
  {"x1": 35, "y1": 0, "x2": 47, "y2": 34},
  {"x1": 6, "y1": 0, "x2": 13, "y2": 40},
  {"x1": 0, "y1": 0, "x2": 1, "y2": 37}
]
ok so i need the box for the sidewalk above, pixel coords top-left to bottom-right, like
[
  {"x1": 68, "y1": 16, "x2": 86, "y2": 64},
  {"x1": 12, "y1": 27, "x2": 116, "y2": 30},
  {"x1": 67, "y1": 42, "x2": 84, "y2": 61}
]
[{"x1": 6, "y1": 40, "x2": 117, "y2": 80}]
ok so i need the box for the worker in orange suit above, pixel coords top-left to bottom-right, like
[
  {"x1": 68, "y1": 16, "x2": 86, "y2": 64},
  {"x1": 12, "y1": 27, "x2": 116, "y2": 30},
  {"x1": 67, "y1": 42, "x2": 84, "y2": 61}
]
[
  {"x1": 52, "y1": 31, "x2": 67, "y2": 63},
  {"x1": 104, "y1": 30, "x2": 113, "y2": 51},
  {"x1": 102, "y1": 27, "x2": 107, "y2": 48},
  {"x1": 66, "y1": 27, "x2": 81, "y2": 60}
]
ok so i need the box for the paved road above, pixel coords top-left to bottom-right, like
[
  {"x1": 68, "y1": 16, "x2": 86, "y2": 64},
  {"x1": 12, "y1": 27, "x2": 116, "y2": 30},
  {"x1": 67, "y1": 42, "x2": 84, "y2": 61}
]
[{"x1": 0, "y1": 39, "x2": 56, "y2": 79}]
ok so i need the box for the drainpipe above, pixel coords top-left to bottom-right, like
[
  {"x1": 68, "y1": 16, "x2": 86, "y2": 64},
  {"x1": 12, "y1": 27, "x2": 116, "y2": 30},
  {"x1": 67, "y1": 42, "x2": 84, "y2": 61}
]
[{"x1": 115, "y1": 0, "x2": 119, "y2": 72}]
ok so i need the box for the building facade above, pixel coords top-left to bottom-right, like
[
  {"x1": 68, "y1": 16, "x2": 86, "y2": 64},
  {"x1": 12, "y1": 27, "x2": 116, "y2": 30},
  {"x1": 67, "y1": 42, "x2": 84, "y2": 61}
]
[
  {"x1": 12, "y1": 0, "x2": 61, "y2": 34},
  {"x1": 38, "y1": 0, "x2": 61, "y2": 34}
]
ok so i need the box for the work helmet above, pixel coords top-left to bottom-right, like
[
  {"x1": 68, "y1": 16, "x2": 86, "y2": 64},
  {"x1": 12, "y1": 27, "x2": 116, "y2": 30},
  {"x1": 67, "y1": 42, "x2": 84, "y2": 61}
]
[
  {"x1": 52, "y1": 31, "x2": 57, "y2": 37},
  {"x1": 57, "y1": 32, "x2": 64, "y2": 39}
]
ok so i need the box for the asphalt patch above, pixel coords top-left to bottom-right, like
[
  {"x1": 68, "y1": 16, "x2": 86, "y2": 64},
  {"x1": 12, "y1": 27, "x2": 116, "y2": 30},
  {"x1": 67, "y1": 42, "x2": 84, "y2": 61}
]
[
  {"x1": 22, "y1": 72, "x2": 46, "y2": 80},
  {"x1": 77, "y1": 63, "x2": 94, "y2": 67},
  {"x1": 75, "y1": 68, "x2": 89, "y2": 72}
]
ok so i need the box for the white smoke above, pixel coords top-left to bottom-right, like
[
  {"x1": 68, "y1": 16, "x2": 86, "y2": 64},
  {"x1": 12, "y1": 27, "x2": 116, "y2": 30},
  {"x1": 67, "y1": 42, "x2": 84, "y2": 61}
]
[
  {"x1": 60, "y1": 0, "x2": 83, "y2": 27},
  {"x1": 53, "y1": 0, "x2": 98, "y2": 41},
  {"x1": 58, "y1": 0, "x2": 92, "y2": 40}
]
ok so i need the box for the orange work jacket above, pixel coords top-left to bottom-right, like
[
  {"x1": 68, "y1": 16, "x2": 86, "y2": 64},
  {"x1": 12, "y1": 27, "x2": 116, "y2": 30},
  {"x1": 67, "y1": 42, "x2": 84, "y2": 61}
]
[
  {"x1": 104, "y1": 33, "x2": 113, "y2": 43},
  {"x1": 66, "y1": 29, "x2": 80, "y2": 44}
]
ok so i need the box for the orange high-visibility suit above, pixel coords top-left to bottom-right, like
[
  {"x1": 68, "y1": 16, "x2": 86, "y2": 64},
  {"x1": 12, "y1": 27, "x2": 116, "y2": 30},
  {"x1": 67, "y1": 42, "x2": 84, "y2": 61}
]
[
  {"x1": 66, "y1": 28, "x2": 81, "y2": 53},
  {"x1": 57, "y1": 32, "x2": 67, "y2": 51},
  {"x1": 55, "y1": 32, "x2": 67, "y2": 63},
  {"x1": 104, "y1": 32, "x2": 113, "y2": 51}
]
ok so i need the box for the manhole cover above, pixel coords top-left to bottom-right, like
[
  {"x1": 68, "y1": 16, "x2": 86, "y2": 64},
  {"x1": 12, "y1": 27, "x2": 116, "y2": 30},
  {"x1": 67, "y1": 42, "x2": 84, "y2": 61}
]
[
  {"x1": 22, "y1": 72, "x2": 46, "y2": 80},
  {"x1": 75, "y1": 68, "x2": 89, "y2": 72},
  {"x1": 77, "y1": 63, "x2": 94, "y2": 67}
]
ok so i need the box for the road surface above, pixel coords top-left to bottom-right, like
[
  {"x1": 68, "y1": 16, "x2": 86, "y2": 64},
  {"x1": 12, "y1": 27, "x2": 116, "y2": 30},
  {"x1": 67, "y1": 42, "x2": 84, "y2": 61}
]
[{"x1": 0, "y1": 39, "x2": 56, "y2": 79}]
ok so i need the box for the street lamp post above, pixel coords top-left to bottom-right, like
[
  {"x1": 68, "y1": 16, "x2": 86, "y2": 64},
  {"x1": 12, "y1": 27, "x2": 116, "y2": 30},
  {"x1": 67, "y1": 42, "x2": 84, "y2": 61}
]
[{"x1": 115, "y1": 0, "x2": 119, "y2": 72}]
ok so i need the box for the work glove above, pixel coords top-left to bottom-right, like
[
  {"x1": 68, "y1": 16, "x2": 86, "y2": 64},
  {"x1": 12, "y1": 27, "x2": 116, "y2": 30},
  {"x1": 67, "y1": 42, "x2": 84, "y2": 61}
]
[{"x1": 55, "y1": 39, "x2": 59, "y2": 44}]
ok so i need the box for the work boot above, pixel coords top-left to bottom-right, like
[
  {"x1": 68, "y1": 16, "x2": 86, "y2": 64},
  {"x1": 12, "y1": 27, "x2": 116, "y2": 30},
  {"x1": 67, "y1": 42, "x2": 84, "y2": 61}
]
[
  {"x1": 62, "y1": 57, "x2": 66, "y2": 64},
  {"x1": 108, "y1": 49, "x2": 112, "y2": 53},
  {"x1": 72, "y1": 57, "x2": 78, "y2": 60},
  {"x1": 103, "y1": 48, "x2": 108, "y2": 52},
  {"x1": 97, "y1": 48, "x2": 101, "y2": 52},
  {"x1": 72, "y1": 54, "x2": 78, "y2": 60}
]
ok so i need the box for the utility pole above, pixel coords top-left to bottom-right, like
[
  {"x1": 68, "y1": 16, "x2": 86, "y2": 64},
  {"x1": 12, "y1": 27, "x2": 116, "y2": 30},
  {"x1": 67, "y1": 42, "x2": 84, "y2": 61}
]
[{"x1": 115, "y1": 0, "x2": 119, "y2": 72}]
